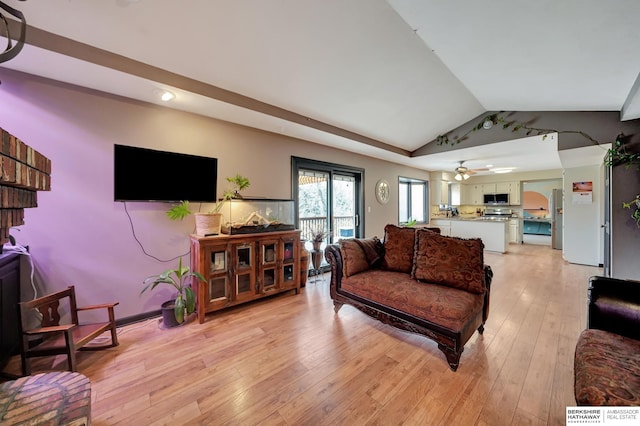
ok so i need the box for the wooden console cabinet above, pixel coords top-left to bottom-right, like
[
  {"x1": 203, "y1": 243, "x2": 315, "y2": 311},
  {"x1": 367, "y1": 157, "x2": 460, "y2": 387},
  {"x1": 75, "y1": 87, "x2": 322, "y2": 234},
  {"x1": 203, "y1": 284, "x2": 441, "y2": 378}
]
[{"x1": 190, "y1": 230, "x2": 301, "y2": 323}]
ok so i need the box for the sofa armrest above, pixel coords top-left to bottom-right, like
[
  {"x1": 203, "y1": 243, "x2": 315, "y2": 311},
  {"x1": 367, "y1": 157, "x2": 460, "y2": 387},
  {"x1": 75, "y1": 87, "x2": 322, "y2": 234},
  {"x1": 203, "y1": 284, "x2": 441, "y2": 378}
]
[
  {"x1": 325, "y1": 245, "x2": 343, "y2": 299},
  {"x1": 588, "y1": 275, "x2": 640, "y2": 340},
  {"x1": 483, "y1": 265, "x2": 493, "y2": 322}
]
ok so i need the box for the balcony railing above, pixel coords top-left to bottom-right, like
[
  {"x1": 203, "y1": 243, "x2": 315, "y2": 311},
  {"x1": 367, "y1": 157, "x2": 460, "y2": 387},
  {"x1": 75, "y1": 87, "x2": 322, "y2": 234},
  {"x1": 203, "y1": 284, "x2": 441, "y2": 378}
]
[
  {"x1": 299, "y1": 216, "x2": 355, "y2": 243},
  {"x1": 299, "y1": 216, "x2": 355, "y2": 271}
]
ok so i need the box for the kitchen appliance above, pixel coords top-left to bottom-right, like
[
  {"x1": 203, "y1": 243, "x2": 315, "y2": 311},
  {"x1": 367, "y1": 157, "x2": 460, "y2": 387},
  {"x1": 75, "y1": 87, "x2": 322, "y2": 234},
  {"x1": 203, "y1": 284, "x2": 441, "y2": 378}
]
[
  {"x1": 482, "y1": 208, "x2": 512, "y2": 219},
  {"x1": 550, "y1": 188, "x2": 563, "y2": 250},
  {"x1": 483, "y1": 193, "x2": 510, "y2": 205}
]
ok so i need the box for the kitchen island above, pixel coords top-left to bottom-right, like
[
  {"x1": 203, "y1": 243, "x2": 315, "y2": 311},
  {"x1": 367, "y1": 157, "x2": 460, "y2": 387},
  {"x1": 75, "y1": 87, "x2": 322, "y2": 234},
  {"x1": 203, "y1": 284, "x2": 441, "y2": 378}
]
[{"x1": 431, "y1": 218, "x2": 509, "y2": 253}]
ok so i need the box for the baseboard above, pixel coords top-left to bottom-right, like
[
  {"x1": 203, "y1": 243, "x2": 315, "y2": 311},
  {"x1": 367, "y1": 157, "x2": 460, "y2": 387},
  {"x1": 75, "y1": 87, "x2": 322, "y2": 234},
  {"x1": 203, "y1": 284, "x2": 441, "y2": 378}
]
[{"x1": 116, "y1": 310, "x2": 160, "y2": 327}]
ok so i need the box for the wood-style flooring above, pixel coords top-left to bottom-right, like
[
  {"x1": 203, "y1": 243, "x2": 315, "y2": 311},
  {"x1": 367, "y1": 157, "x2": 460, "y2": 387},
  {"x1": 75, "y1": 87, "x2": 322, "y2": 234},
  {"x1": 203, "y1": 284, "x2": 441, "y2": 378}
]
[{"x1": 3, "y1": 243, "x2": 601, "y2": 425}]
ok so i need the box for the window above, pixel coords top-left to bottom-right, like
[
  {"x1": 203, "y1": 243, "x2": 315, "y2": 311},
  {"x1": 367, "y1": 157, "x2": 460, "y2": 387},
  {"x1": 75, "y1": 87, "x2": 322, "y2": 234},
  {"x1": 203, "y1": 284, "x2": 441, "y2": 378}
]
[{"x1": 399, "y1": 177, "x2": 428, "y2": 224}]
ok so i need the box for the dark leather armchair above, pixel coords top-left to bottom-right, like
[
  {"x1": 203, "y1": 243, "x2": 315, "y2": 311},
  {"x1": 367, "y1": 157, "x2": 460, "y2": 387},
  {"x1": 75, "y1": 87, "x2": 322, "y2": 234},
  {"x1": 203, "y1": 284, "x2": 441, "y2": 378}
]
[
  {"x1": 574, "y1": 276, "x2": 640, "y2": 405},
  {"x1": 587, "y1": 275, "x2": 640, "y2": 340}
]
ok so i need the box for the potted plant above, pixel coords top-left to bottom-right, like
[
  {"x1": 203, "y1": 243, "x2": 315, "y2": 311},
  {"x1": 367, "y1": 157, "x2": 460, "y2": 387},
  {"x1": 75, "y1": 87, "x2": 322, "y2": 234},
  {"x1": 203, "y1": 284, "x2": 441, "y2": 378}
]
[
  {"x1": 142, "y1": 257, "x2": 205, "y2": 327},
  {"x1": 166, "y1": 174, "x2": 251, "y2": 236},
  {"x1": 310, "y1": 228, "x2": 327, "y2": 251}
]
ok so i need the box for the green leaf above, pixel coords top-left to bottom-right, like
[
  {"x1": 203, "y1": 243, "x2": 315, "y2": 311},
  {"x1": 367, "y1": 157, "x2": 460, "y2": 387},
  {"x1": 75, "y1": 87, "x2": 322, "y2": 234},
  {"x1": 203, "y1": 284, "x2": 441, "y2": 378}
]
[
  {"x1": 166, "y1": 201, "x2": 191, "y2": 220},
  {"x1": 174, "y1": 295, "x2": 185, "y2": 324},
  {"x1": 192, "y1": 271, "x2": 206, "y2": 282},
  {"x1": 185, "y1": 287, "x2": 195, "y2": 314}
]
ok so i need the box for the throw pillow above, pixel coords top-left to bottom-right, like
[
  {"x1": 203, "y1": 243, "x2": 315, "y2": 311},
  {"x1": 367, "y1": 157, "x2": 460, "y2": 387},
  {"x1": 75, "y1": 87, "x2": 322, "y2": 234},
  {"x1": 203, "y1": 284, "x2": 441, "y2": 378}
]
[
  {"x1": 381, "y1": 224, "x2": 416, "y2": 273},
  {"x1": 412, "y1": 229, "x2": 485, "y2": 294},
  {"x1": 340, "y1": 237, "x2": 382, "y2": 277}
]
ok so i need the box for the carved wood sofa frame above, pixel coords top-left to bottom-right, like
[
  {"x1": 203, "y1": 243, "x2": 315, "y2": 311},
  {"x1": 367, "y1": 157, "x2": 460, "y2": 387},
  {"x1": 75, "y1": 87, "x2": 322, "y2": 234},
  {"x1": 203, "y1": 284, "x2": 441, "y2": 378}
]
[{"x1": 325, "y1": 245, "x2": 492, "y2": 371}]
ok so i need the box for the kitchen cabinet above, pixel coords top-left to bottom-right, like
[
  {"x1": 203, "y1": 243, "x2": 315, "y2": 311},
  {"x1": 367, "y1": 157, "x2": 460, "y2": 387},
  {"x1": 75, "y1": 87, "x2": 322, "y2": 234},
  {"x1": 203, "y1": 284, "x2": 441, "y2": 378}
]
[
  {"x1": 450, "y1": 183, "x2": 461, "y2": 206},
  {"x1": 430, "y1": 219, "x2": 451, "y2": 236},
  {"x1": 430, "y1": 173, "x2": 451, "y2": 205},
  {"x1": 457, "y1": 180, "x2": 521, "y2": 206},
  {"x1": 511, "y1": 182, "x2": 521, "y2": 205},
  {"x1": 496, "y1": 182, "x2": 511, "y2": 193},
  {"x1": 466, "y1": 185, "x2": 483, "y2": 205},
  {"x1": 509, "y1": 218, "x2": 521, "y2": 243},
  {"x1": 501, "y1": 181, "x2": 521, "y2": 205},
  {"x1": 430, "y1": 178, "x2": 443, "y2": 205},
  {"x1": 440, "y1": 181, "x2": 449, "y2": 204},
  {"x1": 482, "y1": 183, "x2": 497, "y2": 194}
]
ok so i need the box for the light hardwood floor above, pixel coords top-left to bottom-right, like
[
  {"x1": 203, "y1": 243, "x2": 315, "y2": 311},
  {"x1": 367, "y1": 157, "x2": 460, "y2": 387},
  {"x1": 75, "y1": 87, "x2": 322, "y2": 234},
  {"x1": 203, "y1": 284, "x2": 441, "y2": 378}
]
[{"x1": 4, "y1": 243, "x2": 601, "y2": 425}]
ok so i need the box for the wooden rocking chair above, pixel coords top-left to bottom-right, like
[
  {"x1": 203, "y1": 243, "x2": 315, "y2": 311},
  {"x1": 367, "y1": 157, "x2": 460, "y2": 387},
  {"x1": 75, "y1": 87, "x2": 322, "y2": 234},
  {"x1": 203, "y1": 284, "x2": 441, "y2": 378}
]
[{"x1": 19, "y1": 285, "x2": 119, "y2": 375}]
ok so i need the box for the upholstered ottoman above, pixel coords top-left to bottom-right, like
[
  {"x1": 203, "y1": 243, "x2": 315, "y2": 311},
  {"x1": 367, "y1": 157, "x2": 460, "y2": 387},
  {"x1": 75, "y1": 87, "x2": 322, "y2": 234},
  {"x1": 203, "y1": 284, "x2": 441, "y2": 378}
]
[
  {"x1": 574, "y1": 328, "x2": 640, "y2": 406},
  {"x1": 0, "y1": 371, "x2": 91, "y2": 425}
]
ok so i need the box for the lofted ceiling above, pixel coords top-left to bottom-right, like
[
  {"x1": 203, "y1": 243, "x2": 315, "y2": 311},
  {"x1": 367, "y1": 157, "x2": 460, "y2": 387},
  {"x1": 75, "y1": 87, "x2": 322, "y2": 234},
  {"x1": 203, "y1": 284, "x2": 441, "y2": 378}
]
[{"x1": 1, "y1": 0, "x2": 639, "y2": 176}]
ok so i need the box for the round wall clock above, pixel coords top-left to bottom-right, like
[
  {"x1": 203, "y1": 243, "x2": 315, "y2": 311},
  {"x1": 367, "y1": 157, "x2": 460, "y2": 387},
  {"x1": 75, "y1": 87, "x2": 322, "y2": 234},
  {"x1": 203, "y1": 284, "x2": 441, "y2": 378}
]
[{"x1": 375, "y1": 179, "x2": 390, "y2": 204}]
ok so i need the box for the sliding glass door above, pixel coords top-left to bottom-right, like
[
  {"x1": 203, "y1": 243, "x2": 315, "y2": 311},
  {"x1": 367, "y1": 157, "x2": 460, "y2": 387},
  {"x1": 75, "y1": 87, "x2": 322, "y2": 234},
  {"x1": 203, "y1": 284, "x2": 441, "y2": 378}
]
[{"x1": 292, "y1": 157, "x2": 364, "y2": 253}]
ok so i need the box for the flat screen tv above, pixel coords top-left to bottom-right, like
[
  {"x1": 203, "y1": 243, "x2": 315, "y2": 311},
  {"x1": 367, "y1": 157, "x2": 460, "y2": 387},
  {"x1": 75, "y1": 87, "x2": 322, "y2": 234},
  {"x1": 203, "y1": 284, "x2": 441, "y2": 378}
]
[{"x1": 114, "y1": 144, "x2": 217, "y2": 202}]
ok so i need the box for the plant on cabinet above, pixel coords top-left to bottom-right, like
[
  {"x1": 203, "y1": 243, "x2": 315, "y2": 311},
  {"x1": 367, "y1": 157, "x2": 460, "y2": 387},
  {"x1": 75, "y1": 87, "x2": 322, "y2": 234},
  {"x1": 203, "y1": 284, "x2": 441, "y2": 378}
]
[{"x1": 166, "y1": 174, "x2": 251, "y2": 236}]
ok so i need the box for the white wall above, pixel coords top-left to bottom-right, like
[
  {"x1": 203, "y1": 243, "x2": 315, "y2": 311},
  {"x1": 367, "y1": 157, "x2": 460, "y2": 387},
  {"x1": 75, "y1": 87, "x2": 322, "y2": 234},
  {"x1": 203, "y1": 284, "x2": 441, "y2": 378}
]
[{"x1": 562, "y1": 165, "x2": 603, "y2": 266}]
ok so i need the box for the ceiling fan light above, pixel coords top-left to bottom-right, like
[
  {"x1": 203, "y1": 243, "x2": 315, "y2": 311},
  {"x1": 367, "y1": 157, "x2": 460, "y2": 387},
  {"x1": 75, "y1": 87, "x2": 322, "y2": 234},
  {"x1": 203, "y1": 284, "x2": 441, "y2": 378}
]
[
  {"x1": 463, "y1": 173, "x2": 470, "y2": 180},
  {"x1": 454, "y1": 173, "x2": 462, "y2": 181}
]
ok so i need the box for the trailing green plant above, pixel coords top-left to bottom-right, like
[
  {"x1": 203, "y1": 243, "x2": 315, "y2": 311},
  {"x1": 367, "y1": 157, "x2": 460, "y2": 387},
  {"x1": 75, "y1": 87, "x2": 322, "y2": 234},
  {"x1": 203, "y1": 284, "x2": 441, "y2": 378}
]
[
  {"x1": 404, "y1": 218, "x2": 418, "y2": 227},
  {"x1": 436, "y1": 112, "x2": 601, "y2": 147},
  {"x1": 166, "y1": 174, "x2": 251, "y2": 220},
  {"x1": 142, "y1": 257, "x2": 205, "y2": 324},
  {"x1": 604, "y1": 134, "x2": 640, "y2": 169},
  {"x1": 622, "y1": 194, "x2": 640, "y2": 228}
]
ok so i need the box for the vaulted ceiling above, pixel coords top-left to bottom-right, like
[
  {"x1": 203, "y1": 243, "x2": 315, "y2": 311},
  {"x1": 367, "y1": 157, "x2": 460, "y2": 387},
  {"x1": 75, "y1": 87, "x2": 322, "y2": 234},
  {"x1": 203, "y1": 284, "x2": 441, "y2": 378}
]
[{"x1": 2, "y1": 0, "x2": 639, "y2": 175}]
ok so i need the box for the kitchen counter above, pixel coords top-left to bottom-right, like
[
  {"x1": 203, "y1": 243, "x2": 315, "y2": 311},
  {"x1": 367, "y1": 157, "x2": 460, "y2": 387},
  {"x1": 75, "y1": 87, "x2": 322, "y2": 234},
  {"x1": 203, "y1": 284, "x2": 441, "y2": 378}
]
[{"x1": 431, "y1": 217, "x2": 509, "y2": 253}]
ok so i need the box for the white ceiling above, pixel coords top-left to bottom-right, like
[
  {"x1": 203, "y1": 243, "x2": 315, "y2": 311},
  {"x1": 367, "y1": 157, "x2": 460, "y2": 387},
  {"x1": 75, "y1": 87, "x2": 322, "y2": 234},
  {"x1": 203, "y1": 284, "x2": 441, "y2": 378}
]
[{"x1": 1, "y1": 0, "x2": 639, "y2": 176}]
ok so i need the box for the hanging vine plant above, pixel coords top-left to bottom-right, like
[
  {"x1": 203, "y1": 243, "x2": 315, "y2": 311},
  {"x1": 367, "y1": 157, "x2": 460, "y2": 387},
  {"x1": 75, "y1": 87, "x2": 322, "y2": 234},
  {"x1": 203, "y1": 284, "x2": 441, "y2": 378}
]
[
  {"x1": 604, "y1": 134, "x2": 640, "y2": 168},
  {"x1": 435, "y1": 112, "x2": 602, "y2": 146},
  {"x1": 622, "y1": 195, "x2": 640, "y2": 228}
]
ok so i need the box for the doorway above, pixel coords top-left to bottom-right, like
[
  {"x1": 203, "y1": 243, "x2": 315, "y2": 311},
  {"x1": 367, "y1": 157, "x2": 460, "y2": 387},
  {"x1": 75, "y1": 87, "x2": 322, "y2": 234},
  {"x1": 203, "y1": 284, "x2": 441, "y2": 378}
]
[{"x1": 522, "y1": 179, "x2": 562, "y2": 246}]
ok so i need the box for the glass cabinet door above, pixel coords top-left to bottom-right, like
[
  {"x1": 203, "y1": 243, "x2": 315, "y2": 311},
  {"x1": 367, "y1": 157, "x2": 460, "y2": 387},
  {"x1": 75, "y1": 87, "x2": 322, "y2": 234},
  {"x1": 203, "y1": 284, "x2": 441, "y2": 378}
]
[
  {"x1": 206, "y1": 247, "x2": 229, "y2": 307},
  {"x1": 260, "y1": 240, "x2": 279, "y2": 292},
  {"x1": 233, "y1": 243, "x2": 255, "y2": 301},
  {"x1": 281, "y1": 237, "x2": 297, "y2": 289}
]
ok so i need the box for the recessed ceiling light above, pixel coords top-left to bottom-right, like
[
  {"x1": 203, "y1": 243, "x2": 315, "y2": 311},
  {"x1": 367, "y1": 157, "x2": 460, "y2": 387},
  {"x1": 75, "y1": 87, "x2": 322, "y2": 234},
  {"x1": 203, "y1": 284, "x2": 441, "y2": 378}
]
[
  {"x1": 153, "y1": 88, "x2": 176, "y2": 102},
  {"x1": 160, "y1": 91, "x2": 175, "y2": 102}
]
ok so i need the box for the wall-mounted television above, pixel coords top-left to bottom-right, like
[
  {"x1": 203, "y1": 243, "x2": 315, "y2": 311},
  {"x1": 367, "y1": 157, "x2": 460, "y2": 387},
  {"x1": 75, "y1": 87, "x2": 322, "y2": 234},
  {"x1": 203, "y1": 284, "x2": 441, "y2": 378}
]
[{"x1": 114, "y1": 144, "x2": 217, "y2": 202}]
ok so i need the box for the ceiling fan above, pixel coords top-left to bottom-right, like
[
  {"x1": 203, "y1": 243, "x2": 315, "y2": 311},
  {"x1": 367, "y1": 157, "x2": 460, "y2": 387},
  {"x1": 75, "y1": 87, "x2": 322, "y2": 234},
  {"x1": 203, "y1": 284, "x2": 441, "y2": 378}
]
[{"x1": 453, "y1": 161, "x2": 489, "y2": 181}]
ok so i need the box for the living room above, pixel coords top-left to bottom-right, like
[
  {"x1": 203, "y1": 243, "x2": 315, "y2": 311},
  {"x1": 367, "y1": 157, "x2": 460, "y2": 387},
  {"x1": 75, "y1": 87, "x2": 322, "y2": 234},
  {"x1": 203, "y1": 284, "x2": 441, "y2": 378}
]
[{"x1": 1, "y1": 1, "x2": 640, "y2": 424}]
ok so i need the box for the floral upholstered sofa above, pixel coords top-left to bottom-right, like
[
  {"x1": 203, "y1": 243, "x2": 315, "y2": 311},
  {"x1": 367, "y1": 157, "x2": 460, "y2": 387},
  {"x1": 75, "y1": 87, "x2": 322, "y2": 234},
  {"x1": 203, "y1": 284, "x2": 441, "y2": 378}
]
[
  {"x1": 574, "y1": 276, "x2": 640, "y2": 405},
  {"x1": 325, "y1": 224, "x2": 493, "y2": 371}
]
